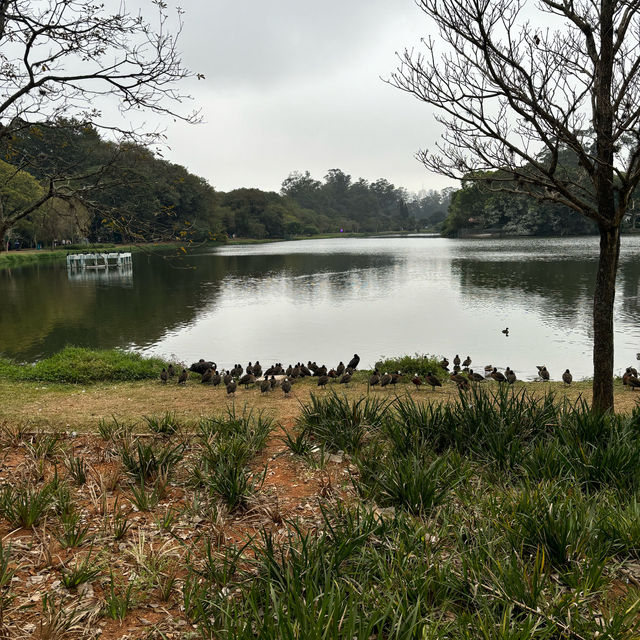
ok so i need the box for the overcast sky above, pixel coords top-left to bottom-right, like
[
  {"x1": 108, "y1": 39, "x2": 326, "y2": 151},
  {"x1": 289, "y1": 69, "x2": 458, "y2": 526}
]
[{"x1": 159, "y1": 1, "x2": 455, "y2": 195}]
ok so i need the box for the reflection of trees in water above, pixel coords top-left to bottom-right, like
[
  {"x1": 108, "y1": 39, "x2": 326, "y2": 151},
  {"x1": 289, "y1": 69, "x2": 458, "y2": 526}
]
[
  {"x1": 0, "y1": 250, "x2": 399, "y2": 360},
  {"x1": 217, "y1": 252, "x2": 399, "y2": 305},
  {"x1": 1, "y1": 265, "x2": 96, "y2": 356},
  {"x1": 617, "y1": 257, "x2": 640, "y2": 325},
  {"x1": 451, "y1": 258, "x2": 596, "y2": 323}
]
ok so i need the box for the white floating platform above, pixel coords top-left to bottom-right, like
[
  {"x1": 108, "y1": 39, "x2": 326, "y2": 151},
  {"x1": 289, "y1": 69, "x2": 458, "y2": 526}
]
[{"x1": 66, "y1": 252, "x2": 132, "y2": 271}]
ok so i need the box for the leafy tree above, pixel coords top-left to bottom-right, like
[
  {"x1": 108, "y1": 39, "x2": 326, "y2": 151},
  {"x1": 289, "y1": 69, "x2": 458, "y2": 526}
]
[
  {"x1": 0, "y1": 0, "x2": 197, "y2": 246},
  {"x1": 391, "y1": 1, "x2": 640, "y2": 411}
]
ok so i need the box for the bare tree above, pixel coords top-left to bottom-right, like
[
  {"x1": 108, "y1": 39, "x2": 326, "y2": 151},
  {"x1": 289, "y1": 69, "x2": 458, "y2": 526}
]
[
  {"x1": 391, "y1": 0, "x2": 640, "y2": 411},
  {"x1": 0, "y1": 0, "x2": 199, "y2": 246}
]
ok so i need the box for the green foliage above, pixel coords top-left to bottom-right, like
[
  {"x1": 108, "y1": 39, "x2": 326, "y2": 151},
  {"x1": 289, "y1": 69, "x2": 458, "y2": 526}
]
[
  {"x1": 296, "y1": 391, "x2": 391, "y2": 454},
  {"x1": 0, "y1": 480, "x2": 54, "y2": 527},
  {"x1": 103, "y1": 574, "x2": 136, "y2": 620},
  {"x1": 119, "y1": 438, "x2": 184, "y2": 484},
  {"x1": 441, "y1": 166, "x2": 597, "y2": 238},
  {"x1": 375, "y1": 352, "x2": 446, "y2": 378},
  {"x1": 0, "y1": 347, "x2": 169, "y2": 383},
  {"x1": 143, "y1": 412, "x2": 182, "y2": 436},
  {"x1": 59, "y1": 550, "x2": 102, "y2": 589}
]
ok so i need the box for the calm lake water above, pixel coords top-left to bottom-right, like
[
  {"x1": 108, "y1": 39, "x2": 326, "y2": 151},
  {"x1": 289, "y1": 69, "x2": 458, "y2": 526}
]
[{"x1": 2, "y1": 235, "x2": 640, "y2": 380}]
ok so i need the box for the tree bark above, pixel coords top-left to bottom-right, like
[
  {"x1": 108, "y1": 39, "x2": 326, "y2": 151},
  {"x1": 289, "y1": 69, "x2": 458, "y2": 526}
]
[{"x1": 592, "y1": 224, "x2": 621, "y2": 412}]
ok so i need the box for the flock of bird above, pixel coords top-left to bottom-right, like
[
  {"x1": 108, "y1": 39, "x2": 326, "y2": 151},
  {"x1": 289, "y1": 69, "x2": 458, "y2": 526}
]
[{"x1": 155, "y1": 352, "x2": 616, "y2": 397}]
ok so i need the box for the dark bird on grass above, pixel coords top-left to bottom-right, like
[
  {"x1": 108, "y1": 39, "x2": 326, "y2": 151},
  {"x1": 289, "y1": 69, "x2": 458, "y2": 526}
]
[
  {"x1": 270, "y1": 375, "x2": 279, "y2": 389},
  {"x1": 630, "y1": 367, "x2": 638, "y2": 377},
  {"x1": 328, "y1": 368, "x2": 338, "y2": 379},
  {"x1": 336, "y1": 361, "x2": 345, "y2": 376},
  {"x1": 463, "y1": 356, "x2": 472, "y2": 368},
  {"x1": 286, "y1": 364, "x2": 293, "y2": 377},
  {"x1": 300, "y1": 363, "x2": 311, "y2": 377},
  {"x1": 178, "y1": 369, "x2": 188, "y2": 384},
  {"x1": 226, "y1": 379, "x2": 237, "y2": 396},
  {"x1": 491, "y1": 368, "x2": 507, "y2": 383},
  {"x1": 453, "y1": 354, "x2": 461, "y2": 367},
  {"x1": 502, "y1": 327, "x2": 509, "y2": 336},
  {"x1": 223, "y1": 371, "x2": 233, "y2": 386},
  {"x1": 318, "y1": 374, "x2": 329, "y2": 389},
  {"x1": 425, "y1": 372, "x2": 442, "y2": 391},
  {"x1": 260, "y1": 378, "x2": 271, "y2": 393},
  {"x1": 189, "y1": 359, "x2": 216, "y2": 375},
  {"x1": 282, "y1": 378, "x2": 292, "y2": 397},
  {"x1": 440, "y1": 358, "x2": 449, "y2": 370},
  {"x1": 340, "y1": 372, "x2": 352, "y2": 385},
  {"x1": 453, "y1": 365, "x2": 461, "y2": 373},
  {"x1": 160, "y1": 368, "x2": 168, "y2": 383},
  {"x1": 347, "y1": 354, "x2": 360, "y2": 370},
  {"x1": 370, "y1": 370, "x2": 380, "y2": 388},
  {"x1": 264, "y1": 365, "x2": 276, "y2": 377},
  {"x1": 628, "y1": 376, "x2": 640, "y2": 391},
  {"x1": 201, "y1": 368, "x2": 212, "y2": 384},
  {"x1": 562, "y1": 369, "x2": 573, "y2": 385},
  {"x1": 623, "y1": 368, "x2": 636, "y2": 386},
  {"x1": 211, "y1": 371, "x2": 222, "y2": 387},
  {"x1": 246, "y1": 362, "x2": 254, "y2": 376},
  {"x1": 412, "y1": 374, "x2": 423, "y2": 389},
  {"x1": 456, "y1": 377, "x2": 470, "y2": 392},
  {"x1": 391, "y1": 371, "x2": 403, "y2": 387},
  {"x1": 290, "y1": 365, "x2": 301, "y2": 379},
  {"x1": 239, "y1": 373, "x2": 256, "y2": 389},
  {"x1": 450, "y1": 372, "x2": 467, "y2": 386},
  {"x1": 308, "y1": 361, "x2": 318, "y2": 374},
  {"x1": 469, "y1": 369, "x2": 485, "y2": 382},
  {"x1": 253, "y1": 362, "x2": 262, "y2": 378},
  {"x1": 316, "y1": 365, "x2": 327, "y2": 377},
  {"x1": 233, "y1": 364, "x2": 243, "y2": 377},
  {"x1": 505, "y1": 367, "x2": 517, "y2": 385},
  {"x1": 538, "y1": 366, "x2": 550, "y2": 381},
  {"x1": 167, "y1": 364, "x2": 175, "y2": 378},
  {"x1": 380, "y1": 372, "x2": 392, "y2": 388}
]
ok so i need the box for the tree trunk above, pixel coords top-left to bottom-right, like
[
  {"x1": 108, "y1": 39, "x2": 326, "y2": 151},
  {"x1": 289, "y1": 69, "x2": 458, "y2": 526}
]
[{"x1": 592, "y1": 224, "x2": 621, "y2": 412}]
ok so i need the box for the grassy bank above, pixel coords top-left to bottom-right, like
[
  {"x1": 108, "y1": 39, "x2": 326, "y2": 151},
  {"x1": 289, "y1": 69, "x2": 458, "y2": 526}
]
[
  {"x1": 0, "y1": 347, "x2": 168, "y2": 384},
  {"x1": 1, "y1": 387, "x2": 640, "y2": 637},
  {"x1": 0, "y1": 242, "x2": 195, "y2": 271}
]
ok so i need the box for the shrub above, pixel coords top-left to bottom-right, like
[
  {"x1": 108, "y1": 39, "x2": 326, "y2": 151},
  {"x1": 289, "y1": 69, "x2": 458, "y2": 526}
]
[{"x1": 375, "y1": 352, "x2": 447, "y2": 379}]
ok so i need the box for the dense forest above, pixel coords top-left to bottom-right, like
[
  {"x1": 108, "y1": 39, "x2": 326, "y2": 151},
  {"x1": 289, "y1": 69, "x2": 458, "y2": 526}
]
[
  {"x1": 3, "y1": 121, "x2": 638, "y2": 247},
  {"x1": 439, "y1": 148, "x2": 640, "y2": 237},
  {"x1": 0, "y1": 120, "x2": 451, "y2": 248}
]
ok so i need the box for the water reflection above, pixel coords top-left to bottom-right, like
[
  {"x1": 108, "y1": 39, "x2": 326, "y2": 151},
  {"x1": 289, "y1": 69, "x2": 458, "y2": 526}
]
[
  {"x1": 2, "y1": 236, "x2": 640, "y2": 379},
  {"x1": 67, "y1": 264, "x2": 134, "y2": 286}
]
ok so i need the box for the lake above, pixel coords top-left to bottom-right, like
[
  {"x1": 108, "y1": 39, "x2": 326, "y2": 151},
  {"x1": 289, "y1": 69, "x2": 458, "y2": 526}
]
[{"x1": 2, "y1": 235, "x2": 640, "y2": 381}]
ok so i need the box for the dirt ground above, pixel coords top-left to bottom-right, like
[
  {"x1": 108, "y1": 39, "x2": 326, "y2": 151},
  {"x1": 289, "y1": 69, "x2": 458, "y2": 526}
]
[{"x1": 0, "y1": 375, "x2": 638, "y2": 638}]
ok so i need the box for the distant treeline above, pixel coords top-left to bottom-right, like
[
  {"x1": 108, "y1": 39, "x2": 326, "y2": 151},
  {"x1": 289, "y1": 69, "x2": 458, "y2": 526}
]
[
  {"x1": 0, "y1": 120, "x2": 452, "y2": 248},
  {"x1": 439, "y1": 147, "x2": 640, "y2": 238},
  {"x1": 6, "y1": 120, "x2": 629, "y2": 247}
]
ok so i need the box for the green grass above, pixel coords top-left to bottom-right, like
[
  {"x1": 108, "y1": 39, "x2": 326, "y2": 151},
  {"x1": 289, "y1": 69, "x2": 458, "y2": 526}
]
[{"x1": 0, "y1": 346, "x2": 168, "y2": 383}]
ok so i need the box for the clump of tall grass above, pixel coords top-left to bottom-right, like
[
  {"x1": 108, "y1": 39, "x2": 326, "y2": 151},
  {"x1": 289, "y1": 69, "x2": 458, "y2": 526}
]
[
  {"x1": 97, "y1": 415, "x2": 134, "y2": 442},
  {"x1": 197, "y1": 406, "x2": 273, "y2": 455},
  {"x1": 144, "y1": 412, "x2": 183, "y2": 436},
  {"x1": 354, "y1": 447, "x2": 466, "y2": 515},
  {"x1": 297, "y1": 391, "x2": 391, "y2": 453},
  {"x1": 0, "y1": 480, "x2": 55, "y2": 527},
  {"x1": 119, "y1": 438, "x2": 184, "y2": 484},
  {"x1": 0, "y1": 347, "x2": 169, "y2": 383}
]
